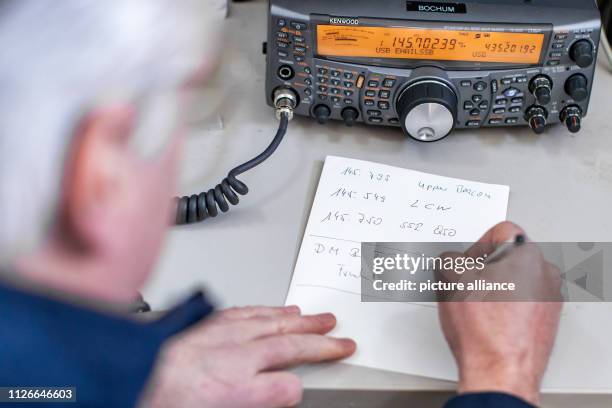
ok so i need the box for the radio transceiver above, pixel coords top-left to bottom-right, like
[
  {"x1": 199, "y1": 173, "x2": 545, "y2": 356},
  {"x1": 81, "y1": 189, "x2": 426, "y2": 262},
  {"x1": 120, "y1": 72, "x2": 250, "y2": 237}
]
[
  {"x1": 174, "y1": 0, "x2": 602, "y2": 224},
  {"x1": 264, "y1": 0, "x2": 602, "y2": 141}
]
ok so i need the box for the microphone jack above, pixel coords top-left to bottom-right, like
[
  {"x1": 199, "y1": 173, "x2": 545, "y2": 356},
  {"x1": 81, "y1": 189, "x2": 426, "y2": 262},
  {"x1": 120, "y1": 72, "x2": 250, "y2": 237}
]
[{"x1": 274, "y1": 87, "x2": 298, "y2": 121}]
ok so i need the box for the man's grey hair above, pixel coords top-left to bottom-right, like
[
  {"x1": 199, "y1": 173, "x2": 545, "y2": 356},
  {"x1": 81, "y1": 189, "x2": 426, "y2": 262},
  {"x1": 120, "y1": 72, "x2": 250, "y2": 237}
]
[{"x1": 0, "y1": 0, "x2": 218, "y2": 264}]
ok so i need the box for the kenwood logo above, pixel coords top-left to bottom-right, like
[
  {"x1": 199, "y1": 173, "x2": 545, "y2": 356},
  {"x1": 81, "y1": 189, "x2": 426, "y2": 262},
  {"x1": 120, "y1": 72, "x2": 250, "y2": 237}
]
[
  {"x1": 406, "y1": 1, "x2": 467, "y2": 14},
  {"x1": 329, "y1": 17, "x2": 360, "y2": 25}
]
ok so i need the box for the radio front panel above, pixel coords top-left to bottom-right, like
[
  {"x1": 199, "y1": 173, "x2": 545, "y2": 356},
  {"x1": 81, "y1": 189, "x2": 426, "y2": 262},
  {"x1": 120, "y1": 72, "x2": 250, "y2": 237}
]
[{"x1": 265, "y1": 0, "x2": 601, "y2": 141}]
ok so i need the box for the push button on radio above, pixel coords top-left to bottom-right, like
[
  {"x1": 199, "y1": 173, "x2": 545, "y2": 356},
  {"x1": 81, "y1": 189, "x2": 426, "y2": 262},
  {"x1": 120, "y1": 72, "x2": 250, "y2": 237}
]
[
  {"x1": 502, "y1": 88, "x2": 521, "y2": 98},
  {"x1": 383, "y1": 78, "x2": 396, "y2": 88},
  {"x1": 290, "y1": 21, "x2": 307, "y2": 31},
  {"x1": 473, "y1": 81, "x2": 487, "y2": 92}
]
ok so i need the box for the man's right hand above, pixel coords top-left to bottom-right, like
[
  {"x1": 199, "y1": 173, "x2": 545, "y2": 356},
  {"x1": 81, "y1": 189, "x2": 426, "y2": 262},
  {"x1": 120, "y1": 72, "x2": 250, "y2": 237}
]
[
  {"x1": 142, "y1": 306, "x2": 356, "y2": 408},
  {"x1": 437, "y1": 222, "x2": 563, "y2": 406}
]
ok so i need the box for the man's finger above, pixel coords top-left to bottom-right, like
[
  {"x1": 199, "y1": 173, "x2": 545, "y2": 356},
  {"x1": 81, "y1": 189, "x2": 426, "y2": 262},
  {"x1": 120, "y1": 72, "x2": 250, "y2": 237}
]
[
  {"x1": 465, "y1": 221, "x2": 527, "y2": 258},
  {"x1": 251, "y1": 334, "x2": 356, "y2": 371},
  {"x1": 217, "y1": 305, "x2": 301, "y2": 321},
  {"x1": 247, "y1": 372, "x2": 303, "y2": 408},
  {"x1": 196, "y1": 313, "x2": 339, "y2": 347}
]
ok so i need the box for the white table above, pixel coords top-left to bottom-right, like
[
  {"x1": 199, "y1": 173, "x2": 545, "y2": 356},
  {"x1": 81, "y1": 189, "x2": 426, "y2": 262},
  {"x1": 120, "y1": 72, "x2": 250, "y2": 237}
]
[{"x1": 143, "y1": 1, "x2": 612, "y2": 406}]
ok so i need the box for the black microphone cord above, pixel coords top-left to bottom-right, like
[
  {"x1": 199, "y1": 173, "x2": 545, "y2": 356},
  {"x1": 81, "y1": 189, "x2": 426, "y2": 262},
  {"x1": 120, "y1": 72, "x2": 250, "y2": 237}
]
[{"x1": 173, "y1": 111, "x2": 290, "y2": 225}]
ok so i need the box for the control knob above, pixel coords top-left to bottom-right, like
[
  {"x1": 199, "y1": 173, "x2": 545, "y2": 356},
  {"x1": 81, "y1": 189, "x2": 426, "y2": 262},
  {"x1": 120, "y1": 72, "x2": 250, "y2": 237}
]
[
  {"x1": 560, "y1": 105, "x2": 583, "y2": 134},
  {"x1": 529, "y1": 76, "x2": 553, "y2": 105},
  {"x1": 341, "y1": 107, "x2": 359, "y2": 127},
  {"x1": 313, "y1": 104, "x2": 331, "y2": 124},
  {"x1": 525, "y1": 106, "x2": 548, "y2": 134},
  {"x1": 570, "y1": 40, "x2": 595, "y2": 68},
  {"x1": 395, "y1": 79, "x2": 458, "y2": 142},
  {"x1": 564, "y1": 74, "x2": 589, "y2": 102}
]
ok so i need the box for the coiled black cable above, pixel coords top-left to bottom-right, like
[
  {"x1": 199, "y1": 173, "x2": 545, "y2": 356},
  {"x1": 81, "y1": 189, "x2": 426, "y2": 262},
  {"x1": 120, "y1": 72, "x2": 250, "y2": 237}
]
[{"x1": 174, "y1": 112, "x2": 290, "y2": 225}]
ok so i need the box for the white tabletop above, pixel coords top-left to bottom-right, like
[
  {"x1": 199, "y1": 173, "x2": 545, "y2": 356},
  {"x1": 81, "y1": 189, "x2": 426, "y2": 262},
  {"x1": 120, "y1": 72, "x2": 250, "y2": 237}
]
[{"x1": 143, "y1": 1, "x2": 612, "y2": 405}]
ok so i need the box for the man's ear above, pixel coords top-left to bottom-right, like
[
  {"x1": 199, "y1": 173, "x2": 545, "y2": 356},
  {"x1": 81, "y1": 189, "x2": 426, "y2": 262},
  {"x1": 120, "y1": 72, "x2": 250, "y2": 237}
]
[{"x1": 60, "y1": 105, "x2": 136, "y2": 253}]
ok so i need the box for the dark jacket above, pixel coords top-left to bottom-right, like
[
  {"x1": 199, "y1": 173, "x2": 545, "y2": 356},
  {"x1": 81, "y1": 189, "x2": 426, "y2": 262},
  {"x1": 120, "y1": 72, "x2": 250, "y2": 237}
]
[
  {"x1": 445, "y1": 392, "x2": 536, "y2": 408},
  {"x1": 0, "y1": 281, "x2": 213, "y2": 407}
]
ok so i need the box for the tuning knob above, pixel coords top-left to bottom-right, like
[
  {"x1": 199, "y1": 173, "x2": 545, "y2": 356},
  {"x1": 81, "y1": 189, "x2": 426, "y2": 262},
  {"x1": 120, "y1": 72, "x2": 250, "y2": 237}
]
[
  {"x1": 395, "y1": 79, "x2": 458, "y2": 142},
  {"x1": 529, "y1": 76, "x2": 552, "y2": 105},
  {"x1": 565, "y1": 74, "x2": 589, "y2": 102},
  {"x1": 560, "y1": 105, "x2": 583, "y2": 133},
  {"x1": 313, "y1": 104, "x2": 331, "y2": 124},
  {"x1": 570, "y1": 40, "x2": 595, "y2": 68},
  {"x1": 525, "y1": 106, "x2": 548, "y2": 134},
  {"x1": 341, "y1": 107, "x2": 359, "y2": 127}
]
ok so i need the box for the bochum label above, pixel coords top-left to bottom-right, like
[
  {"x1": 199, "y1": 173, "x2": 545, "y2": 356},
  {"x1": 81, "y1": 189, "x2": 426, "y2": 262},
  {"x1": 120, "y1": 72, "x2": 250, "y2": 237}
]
[{"x1": 406, "y1": 1, "x2": 467, "y2": 14}]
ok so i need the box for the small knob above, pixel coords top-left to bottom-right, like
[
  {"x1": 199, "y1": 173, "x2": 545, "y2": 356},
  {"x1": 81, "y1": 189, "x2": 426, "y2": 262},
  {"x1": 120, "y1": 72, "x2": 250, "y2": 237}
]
[
  {"x1": 525, "y1": 106, "x2": 548, "y2": 134},
  {"x1": 313, "y1": 104, "x2": 331, "y2": 124},
  {"x1": 565, "y1": 74, "x2": 589, "y2": 102},
  {"x1": 570, "y1": 40, "x2": 594, "y2": 68},
  {"x1": 529, "y1": 76, "x2": 552, "y2": 105},
  {"x1": 560, "y1": 105, "x2": 583, "y2": 134},
  {"x1": 341, "y1": 107, "x2": 359, "y2": 127}
]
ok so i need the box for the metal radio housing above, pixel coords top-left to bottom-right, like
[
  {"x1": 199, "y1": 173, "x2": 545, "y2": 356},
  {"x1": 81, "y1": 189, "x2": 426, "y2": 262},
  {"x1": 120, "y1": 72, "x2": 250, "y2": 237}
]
[{"x1": 264, "y1": 0, "x2": 601, "y2": 141}]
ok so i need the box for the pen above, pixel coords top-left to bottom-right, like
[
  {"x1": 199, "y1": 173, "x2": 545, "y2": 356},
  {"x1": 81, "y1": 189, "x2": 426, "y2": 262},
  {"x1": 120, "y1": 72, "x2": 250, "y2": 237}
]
[{"x1": 485, "y1": 234, "x2": 526, "y2": 264}]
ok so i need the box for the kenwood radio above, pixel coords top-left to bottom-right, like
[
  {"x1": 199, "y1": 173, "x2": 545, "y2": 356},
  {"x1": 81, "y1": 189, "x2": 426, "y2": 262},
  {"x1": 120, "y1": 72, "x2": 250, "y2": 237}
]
[{"x1": 264, "y1": 0, "x2": 602, "y2": 141}]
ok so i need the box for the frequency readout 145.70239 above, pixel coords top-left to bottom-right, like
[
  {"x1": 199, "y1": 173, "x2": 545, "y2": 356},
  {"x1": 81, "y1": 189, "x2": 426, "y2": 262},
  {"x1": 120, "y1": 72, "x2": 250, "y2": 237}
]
[{"x1": 317, "y1": 25, "x2": 545, "y2": 64}]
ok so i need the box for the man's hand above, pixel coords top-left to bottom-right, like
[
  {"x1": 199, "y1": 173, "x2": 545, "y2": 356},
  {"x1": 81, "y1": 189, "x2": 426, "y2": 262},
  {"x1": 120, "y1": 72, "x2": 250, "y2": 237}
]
[
  {"x1": 142, "y1": 306, "x2": 356, "y2": 408},
  {"x1": 437, "y1": 222, "x2": 562, "y2": 406}
]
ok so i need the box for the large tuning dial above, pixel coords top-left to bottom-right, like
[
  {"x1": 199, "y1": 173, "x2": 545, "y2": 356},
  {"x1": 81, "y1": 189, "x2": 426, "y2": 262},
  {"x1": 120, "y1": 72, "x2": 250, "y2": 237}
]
[{"x1": 396, "y1": 80, "x2": 458, "y2": 142}]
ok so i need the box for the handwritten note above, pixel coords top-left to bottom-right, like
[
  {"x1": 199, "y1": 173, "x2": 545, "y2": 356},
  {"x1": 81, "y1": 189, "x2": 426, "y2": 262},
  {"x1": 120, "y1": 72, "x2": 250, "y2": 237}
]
[
  {"x1": 286, "y1": 156, "x2": 612, "y2": 391},
  {"x1": 286, "y1": 156, "x2": 510, "y2": 381}
]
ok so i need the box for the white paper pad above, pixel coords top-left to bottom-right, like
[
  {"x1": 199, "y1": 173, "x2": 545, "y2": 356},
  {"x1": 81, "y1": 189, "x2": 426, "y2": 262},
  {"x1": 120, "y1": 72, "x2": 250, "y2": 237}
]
[{"x1": 286, "y1": 155, "x2": 612, "y2": 392}]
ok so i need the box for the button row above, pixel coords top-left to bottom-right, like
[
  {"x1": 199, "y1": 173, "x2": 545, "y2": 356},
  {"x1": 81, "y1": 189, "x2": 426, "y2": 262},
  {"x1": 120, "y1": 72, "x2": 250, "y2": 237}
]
[
  {"x1": 500, "y1": 76, "x2": 528, "y2": 86},
  {"x1": 317, "y1": 86, "x2": 354, "y2": 96},
  {"x1": 277, "y1": 19, "x2": 309, "y2": 31},
  {"x1": 365, "y1": 90, "x2": 391, "y2": 99},
  {"x1": 365, "y1": 100, "x2": 390, "y2": 110},
  {"x1": 460, "y1": 80, "x2": 488, "y2": 92},
  {"x1": 488, "y1": 117, "x2": 519, "y2": 125},
  {"x1": 317, "y1": 94, "x2": 354, "y2": 105},
  {"x1": 464, "y1": 100, "x2": 490, "y2": 111},
  {"x1": 495, "y1": 96, "x2": 524, "y2": 105},
  {"x1": 369, "y1": 117, "x2": 400, "y2": 125},
  {"x1": 366, "y1": 78, "x2": 396, "y2": 89}
]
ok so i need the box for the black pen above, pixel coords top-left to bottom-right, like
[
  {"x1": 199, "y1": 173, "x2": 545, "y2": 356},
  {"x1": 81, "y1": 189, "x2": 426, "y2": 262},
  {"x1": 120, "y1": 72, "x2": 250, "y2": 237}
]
[{"x1": 485, "y1": 234, "x2": 526, "y2": 264}]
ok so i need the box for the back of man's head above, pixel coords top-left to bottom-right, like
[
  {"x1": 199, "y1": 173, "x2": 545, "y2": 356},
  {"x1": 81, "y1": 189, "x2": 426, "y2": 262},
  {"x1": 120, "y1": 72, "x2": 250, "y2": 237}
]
[{"x1": 0, "y1": 0, "x2": 214, "y2": 269}]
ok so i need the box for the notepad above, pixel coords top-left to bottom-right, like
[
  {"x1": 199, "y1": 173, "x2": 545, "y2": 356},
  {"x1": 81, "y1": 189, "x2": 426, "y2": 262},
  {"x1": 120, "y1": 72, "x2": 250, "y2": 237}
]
[{"x1": 286, "y1": 156, "x2": 612, "y2": 392}]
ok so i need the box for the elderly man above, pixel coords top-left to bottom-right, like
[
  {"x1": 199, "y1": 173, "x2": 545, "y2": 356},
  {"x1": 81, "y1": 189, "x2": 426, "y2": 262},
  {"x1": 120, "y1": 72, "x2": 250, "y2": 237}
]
[{"x1": 0, "y1": 1, "x2": 561, "y2": 407}]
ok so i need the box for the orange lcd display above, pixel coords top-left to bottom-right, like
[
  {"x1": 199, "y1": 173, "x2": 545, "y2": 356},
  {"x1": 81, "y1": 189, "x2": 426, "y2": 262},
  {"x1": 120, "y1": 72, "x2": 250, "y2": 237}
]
[{"x1": 317, "y1": 25, "x2": 545, "y2": 64}]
